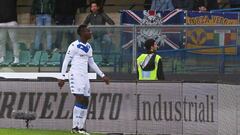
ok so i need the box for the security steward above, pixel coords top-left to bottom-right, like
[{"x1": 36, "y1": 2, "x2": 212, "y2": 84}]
[{"x1": 137, "y1": 39, "x2": 164, "y2": 80}]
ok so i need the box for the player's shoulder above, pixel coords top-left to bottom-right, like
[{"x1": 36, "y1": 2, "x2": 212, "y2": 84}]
[
  {"x1": 68, "y1": 40, "x2": 80, "y2": 48},
  {"x1": 78, "y1": 40, "x2": 91, "y2": 46},
  {"x1": 71, "y1": 40, "x2": 80, "y2": 46},
  {"x1": 69, "y1": 40, "x2": 92, "y2": 50}
]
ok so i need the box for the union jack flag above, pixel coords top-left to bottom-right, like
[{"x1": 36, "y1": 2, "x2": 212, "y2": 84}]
[{"x1": 120, "y1": 10, "x2": 185, "y2": 52}]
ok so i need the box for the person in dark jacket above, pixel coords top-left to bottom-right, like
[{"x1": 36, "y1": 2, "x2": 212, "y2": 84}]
[
  {"x1": 172, "y1": 0, "x2": 195, "y2": 10},
  {"x1": 193, "y1": 0, "x2": 219, "y2": 11},
  {"x1": 193, "y1": 0, "x2": 207, "y2": 11},
  {"x1": 144, "y1": 0, "x2": 152, "y2": 10},
  {"x1": 53, "y1": 0, "x2": 79, "y2": 51},
  {"x1": 150, "y1": 0, "x2": 174, "y2": 11},
  {"x1": 90, "y1": 0, "x2": 106, "y2": 7},
  {"x1": 79, "y1": 0, "x2": 87, "y2": 13},
  {"x1": 83, "y1": 1, "x2": 115, "y2": 66},
  {"x1": 229, "y1": 0, "x2": 240, "y2": 8},
  {"x1": 206, "y1": 0, "x2": 219, "y2": 10},
  {"x1": 137, "y1": 39, "x2": 164, "y2": 80},
  {"x1": 31, "y1": 0, "x2": 55, "y2": 51},
  {"x1": 0, "y1": 0, "x2": 19, "y2": 64}
]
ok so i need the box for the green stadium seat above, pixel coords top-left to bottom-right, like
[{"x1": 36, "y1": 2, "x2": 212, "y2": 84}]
[
  {"x1": 93, "y1": 54, "x2": 102, "y2": 65},
  {"x1": 109, "y1": 53, "x2": 120, "y2": 66},
  {"x1": 19, "y1": 50, "x2": 31, "y2": 65},
  {"x1": 29, "y1": 51, "x2": 41, "y2": 66},
  {"x1": 29, "y1": 51, "x2": 49, "y2": 66},
  {"x1": 0, "y1": 51, "x2": 13, "y2": 66},
  {"x1": 40, "y1": 51, "x2": 49, "y2": 65},
  {"x1": 47, "y1": 52, "x2": 61, "y2": 66},
  {"x1": 18, "y1": 42, "x2": 28, "y2": 50},
  {"x1": 12, "y1": 50, "x2": 31, "y2": 66}
]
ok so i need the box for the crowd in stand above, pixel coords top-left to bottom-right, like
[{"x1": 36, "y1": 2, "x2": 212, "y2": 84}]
[
  {"x1": 146, "y1": 0, "x2": 240, "y2": 11},
  {"x1": 0, "y1": 0, "x2": 240, "y2": 64},
  {"x1": 0, "y1": 0, "x2": 113, "y2": 65},
  {"x1": 145, "y1": 0, "x2": 240, "y2": 11}
]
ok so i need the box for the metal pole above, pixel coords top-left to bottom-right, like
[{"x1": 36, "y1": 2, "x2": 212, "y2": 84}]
[{"x1": 132, "y1": 25, "x2": 137, "y2": 73}]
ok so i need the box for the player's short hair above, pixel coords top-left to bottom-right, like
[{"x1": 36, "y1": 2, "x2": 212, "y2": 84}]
[
  {"x1": 144, "y1": 39, "x2": 155, "y2": 50},
  {"x1": 77, "y1": 24, "x2": 87, "y2": 36}
]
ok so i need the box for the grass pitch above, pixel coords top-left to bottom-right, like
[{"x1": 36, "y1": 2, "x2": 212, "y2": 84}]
[{"x1": 0, "y1": 128, "x2": 104, "y2": 135}]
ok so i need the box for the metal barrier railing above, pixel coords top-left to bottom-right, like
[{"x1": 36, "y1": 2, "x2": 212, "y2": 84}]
[{"x1": 0, "y1": 25, "x2": 239, "y2": 81}]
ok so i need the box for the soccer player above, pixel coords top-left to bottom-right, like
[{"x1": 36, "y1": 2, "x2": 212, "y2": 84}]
[{"x1": 58, "y1": 24, "x2": 110, "y2": 134}]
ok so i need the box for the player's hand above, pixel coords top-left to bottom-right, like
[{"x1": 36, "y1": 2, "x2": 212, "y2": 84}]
[
  {"x1": 58, "y1": 79, "x2": 65, "y2": 89},
  {"x1": 102, "y1": 76, "x2": 110, "y2": 85}
]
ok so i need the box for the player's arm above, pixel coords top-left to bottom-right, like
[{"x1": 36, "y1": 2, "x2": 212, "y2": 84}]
[
  {"x1": 58, "y1": 45, "x2": 76, "y2": 89},
  {"x1": 88, "y1": 57, "x2": 110, "y2": 85}
]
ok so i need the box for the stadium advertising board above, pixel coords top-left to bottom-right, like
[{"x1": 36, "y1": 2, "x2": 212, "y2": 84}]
[
  {"x1": 136, "y1": 83, "x2": 218, "y2": 134},
  {"x1": 0, "y1": 81, "x2": 238, "y2": 134}
]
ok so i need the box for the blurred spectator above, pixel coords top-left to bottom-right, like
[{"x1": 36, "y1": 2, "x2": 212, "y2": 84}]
[
  {"x1": 193, "y1": 0, "x2": 219, "y2": 11},
  {"x1": 31, "y1": 0, "x2": 55, "y2": 51},
  {"x1": 172, "y1": 0, "x2": 195, "y2": 10},
  {"x1": 144, "y1": 0, "x2": 152, "y2": 10},
  {"x1": 206, "y1": 0, "x2": 219, "y2": 10},
  {"x1": 0, "y1": 0, "x2": 19, "y2": 64},
  {"x1": 79, "y1": 0, "x2": 87, "y2": 13},
  {"x1": 53, "y1": 0, "x2": 80, "y2": 51},
  {"x1": 193, "y1": 0, "x2": 207, "y2": 11},
  {"x1": 150, "y1": 0, "x2": 174, "y2": 11},
  {"x1": 229, "y1": 0, "x2": 240, "y2": 8},
  {"x1": 90, "y1": 0, "x2": 106, "y2": 7},
  {"x1": 83, "y1": 1, "x2": 115, "y2": 66}
]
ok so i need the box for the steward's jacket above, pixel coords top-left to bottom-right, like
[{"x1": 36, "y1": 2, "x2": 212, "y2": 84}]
[{"x1": 137, "y1": 53, "x2": 164, "y2": 80}]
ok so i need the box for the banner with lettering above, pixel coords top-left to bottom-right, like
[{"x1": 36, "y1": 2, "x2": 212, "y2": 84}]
[
  {"x1": 120, "y1": 10, "x2": 185, "y2": 52},
  {"x1": 185, "y1": 11, "x2": 238, "y2": 55},
  {"x1": 0, "y1": 81, "x2": 231, "y2": 134}
]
